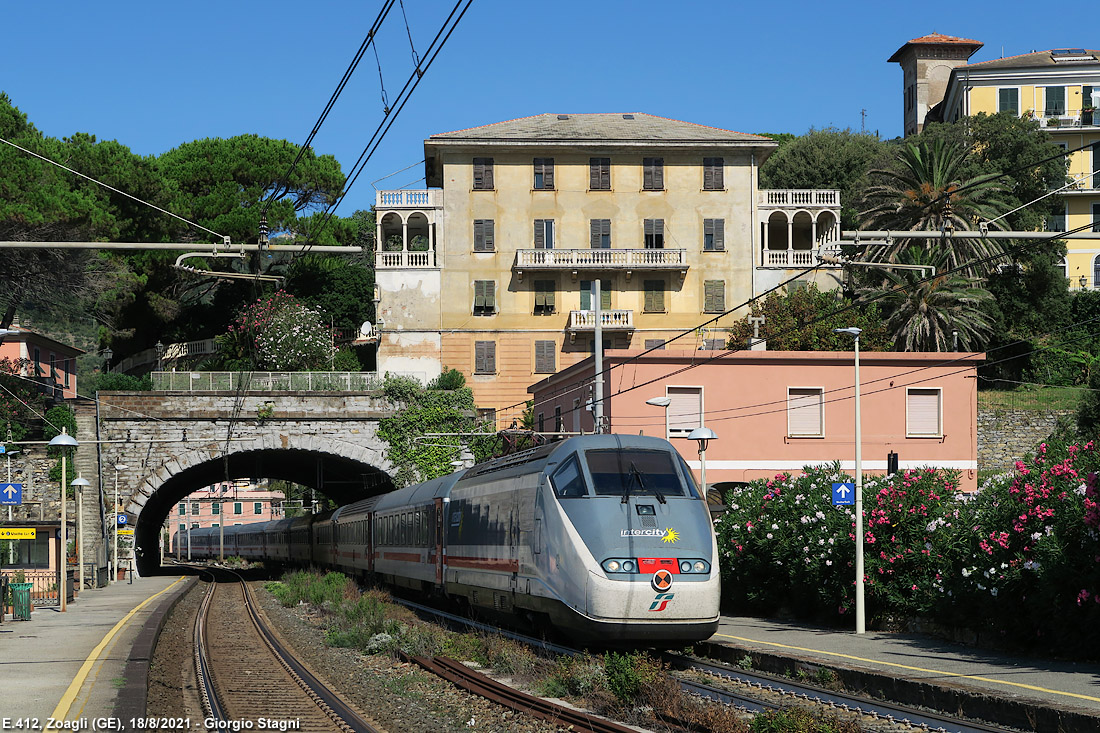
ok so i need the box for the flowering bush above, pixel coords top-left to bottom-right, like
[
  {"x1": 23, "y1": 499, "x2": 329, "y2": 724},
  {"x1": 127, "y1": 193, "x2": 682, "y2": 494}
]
[
  {"x1": 217, "y1": 291, "x2": 334, "y2": 371},
  {"x1": 715, "y1": 442, "x2": 1100, "y2": 654},
  {"x1": 716, "y1": 464, "x2": 961, "y2": 622},
  {"x1": 947, "y1": 438, "x2": 1100, "y2": 649}
]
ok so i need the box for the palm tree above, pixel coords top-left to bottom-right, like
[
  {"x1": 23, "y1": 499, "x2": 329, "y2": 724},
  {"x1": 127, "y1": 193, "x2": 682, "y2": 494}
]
[
  {"x1": 857, "y1": 248, "x2": 995, "y2": 352},
  {"x1": 859, "y1": 137, "x2": 1012, "y2": 278}
]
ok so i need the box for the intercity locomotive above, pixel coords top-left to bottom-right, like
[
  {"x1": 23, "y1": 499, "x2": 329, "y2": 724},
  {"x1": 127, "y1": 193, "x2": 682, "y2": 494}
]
[{"x1": 182, "y1": 434, "x2": 720, "y2": 644}]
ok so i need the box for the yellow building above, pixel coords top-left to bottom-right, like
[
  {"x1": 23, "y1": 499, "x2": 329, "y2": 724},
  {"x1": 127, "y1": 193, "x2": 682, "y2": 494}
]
[
  {"x1": 893, "y1": 36, "x2": 1100, "y2": 285},
  {"x1": 373, "y1": 113, "x2": 842, "y2": 424}
]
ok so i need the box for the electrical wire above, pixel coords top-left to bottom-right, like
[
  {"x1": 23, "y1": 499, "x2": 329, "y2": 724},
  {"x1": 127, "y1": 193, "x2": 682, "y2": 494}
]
[
  {"x1": 301, "y1": 0, "x2": 474, "y2": 247},
  {"x1": 0, "y1": 135, "x2": 225, "y2": 241},
  {"x1": 260, "y1": 0, "x2": 396, "y2": 218}
]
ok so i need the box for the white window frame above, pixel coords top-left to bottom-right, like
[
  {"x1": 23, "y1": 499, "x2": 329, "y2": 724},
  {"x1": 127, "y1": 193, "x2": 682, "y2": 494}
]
[
  {"x1": 906, "y1": 387, "x2": 943, "y2": 437},
  {"x1": 665, "y1": 386, "x2": 704, "y2": 438},
  {"x1": 787, "y1": 387, "x2": 824, "y2": 437}
]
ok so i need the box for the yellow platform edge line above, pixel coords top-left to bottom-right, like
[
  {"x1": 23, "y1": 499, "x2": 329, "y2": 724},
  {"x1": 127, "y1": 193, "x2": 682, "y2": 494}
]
[
  {"x1": 47, "y1": 576, "x2": 187, "y2": 727},
  {"x1": 715, "y1": 633, "x2": 1100, "y2": 704}
]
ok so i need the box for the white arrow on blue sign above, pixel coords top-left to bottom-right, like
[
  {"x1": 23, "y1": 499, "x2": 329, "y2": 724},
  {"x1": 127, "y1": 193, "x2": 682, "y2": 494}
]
[
  {"x1": 832, "y1": 482, "x2": 855, "y2": 506},
  {"x1": 117, "y1": 514, "x2": 128, "y2": 525},
  {"x1": 1, "y1": 482, "x2": 23, "y2": 506}
]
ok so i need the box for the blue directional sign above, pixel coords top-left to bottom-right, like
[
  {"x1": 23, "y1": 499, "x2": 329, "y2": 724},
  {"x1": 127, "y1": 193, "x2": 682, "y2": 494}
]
[
  {"x1": 1, "y1": 482, "x2": 23, "y2": 506},
  {"x1": 117, "y1": 514, "x2": 128, "y2": 525},
  {"x1": 832, "y1": 482, "x2": 855, "y2": 506}
]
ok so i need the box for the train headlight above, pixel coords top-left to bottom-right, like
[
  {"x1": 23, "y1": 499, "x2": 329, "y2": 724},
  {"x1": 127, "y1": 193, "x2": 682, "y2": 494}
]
[
  {"x1": 677, "y1": 558, "x2": 710, "y2": 573},
  {"x1": 602, "y1": 558, "x2": 638, "y2": 573}
]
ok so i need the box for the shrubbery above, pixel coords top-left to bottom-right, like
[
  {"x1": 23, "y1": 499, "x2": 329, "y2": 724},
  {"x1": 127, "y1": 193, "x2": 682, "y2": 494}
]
[{"x1": 716, "y1": 440, "x2": 1100, "y2": 655}]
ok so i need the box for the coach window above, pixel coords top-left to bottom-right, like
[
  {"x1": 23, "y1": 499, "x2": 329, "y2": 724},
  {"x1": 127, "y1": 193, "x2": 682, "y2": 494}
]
[{"x1": 551, "y1": 455, "x2": 588, "y2": 498}]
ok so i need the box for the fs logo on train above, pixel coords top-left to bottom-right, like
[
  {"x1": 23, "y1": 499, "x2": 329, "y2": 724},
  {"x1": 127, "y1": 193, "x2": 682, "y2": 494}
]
[{"x1": 649, "y1": 592, "x2": 675, "y2": 612}]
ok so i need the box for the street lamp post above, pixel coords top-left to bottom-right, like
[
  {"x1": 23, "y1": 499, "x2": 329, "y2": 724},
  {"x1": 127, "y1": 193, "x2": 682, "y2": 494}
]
[
  {"x1": 103, "y1": 347, "x2": 113, "y2": 372},
  {"x1": 687, "y1": 427, "x2": 717, "y2": 498},
  {"x1": 48, "y1": 427, "x2": 78, "y2": 612},
  {"x1": 155, "y1": 341, "x2": 165, "y2": 372},
  {"x1": 835, "y1": 326, "x2": 865, "y2": 635},
  {"x1": 71, "y1": 475, "x2": 90, "y2": 592},
  {"x1": 112, "y1": 464, "x2": 129, "y2": 583}
]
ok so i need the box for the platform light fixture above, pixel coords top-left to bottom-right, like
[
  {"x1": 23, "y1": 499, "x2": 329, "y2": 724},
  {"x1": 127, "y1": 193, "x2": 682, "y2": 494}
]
[
  {"x1": 834, "y1": 326, "x2": 865, "y2": 635},
  {"x1": 48, "y1": 427, "x2": 78, "y2": 612}
]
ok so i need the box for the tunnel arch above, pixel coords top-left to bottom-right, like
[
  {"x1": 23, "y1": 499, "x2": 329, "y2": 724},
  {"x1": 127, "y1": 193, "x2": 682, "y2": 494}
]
[{"x1": 130, "y1": 435, "x2": 394, "y2": 575}]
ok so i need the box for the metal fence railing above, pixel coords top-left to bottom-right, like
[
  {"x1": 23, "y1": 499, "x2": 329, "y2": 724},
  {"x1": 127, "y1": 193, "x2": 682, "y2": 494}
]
[
  {"x1": 0, "y1": 569, "x2": 73, "y2": 607},
  {"x1": 152, "y1": 371, "x2": 385, "y2": 392}
]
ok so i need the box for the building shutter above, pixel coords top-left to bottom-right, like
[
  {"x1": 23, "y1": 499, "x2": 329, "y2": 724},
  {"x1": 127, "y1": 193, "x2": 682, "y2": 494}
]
[
  {"x1": 643, "y1": 157, "x2": 664, "y2": 190},
  {"x1": 474, "y1": 220, "x2": 495, "y2": 252},
  {"x1": 535, "y1": 340, "x2": 556, "y2": 373},
  {"x1": 644, "y1": 339, "x2": 666, "y2": 350},
  {"x1": 998, "y1": 88, "x2": 1018, "y2": 114},
  {"x1": 1046, "y1": 86, "x2": 1066, "y2": 116},
  {"x1": 475, "y1": 341, "x2": 496, "y2": 374},
  {"x1": 704, "y1": 280, "x2": 724, "y2": 313},
  {"x1": 644, "y1": 280, "x2": 664, "y2": 312},
  {"x1": 643, "y1": 158, "x2": 654, "y2": 190},
  {"x1": 590, "y1": 158, "x2": 599, "y2": 189},
  {"x1": 543, "y1": 158, "x2": 554, "y2": 188},
  {"x1": 704, "y1": 218, "x2": 725, "y2": 250},
  {"x1": 580, "y1": 280, "x2": 610, "y2": 310},
  {"x1": 545, "y1": 282, "x2": 556, "y2": 311},
  {"x1": 590, "y1": 219, "x2": 610, "y2": 248},
  {"x1": 667, "y1": 387, "x2": 702, "y2": 435},
  {"x1": 590, "y1": 157, "x2": 610, "y2": 189},
  {"x1": 534, "y1": 220, "x2": 544, "y2": 249},
  {"x1": 907, "y1": 389, "x2": 941, "y2": 436},
  {"x1": 703, "y1": 157, "x2": 724, "y2": 189},
  {"x1": 473, "y1": 157, "x2": 494, "y2": 189},
  {"x1": 787, "y1": 388, "x2": 823, "y2": 436}
]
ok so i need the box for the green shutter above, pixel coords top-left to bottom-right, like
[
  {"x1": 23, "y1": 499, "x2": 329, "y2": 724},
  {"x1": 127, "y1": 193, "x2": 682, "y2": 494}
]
[
  {"x1": 704, "y1": 280, "x2": 724, "y2": 313},
  {"x1": 644, "y1": 280, "x2": 664, "y2": 312},
  {"x1": 580, "y1": 281, "x2": 591, "y2": 310},
  {"x1": 601, "y1": 280, "x2": 611, "y2": 310}
]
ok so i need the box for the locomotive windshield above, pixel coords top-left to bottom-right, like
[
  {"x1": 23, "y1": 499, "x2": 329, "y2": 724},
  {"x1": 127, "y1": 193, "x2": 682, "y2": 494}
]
[{"x1": 585, "y1": 449, "x2": 692, "y2": 498}]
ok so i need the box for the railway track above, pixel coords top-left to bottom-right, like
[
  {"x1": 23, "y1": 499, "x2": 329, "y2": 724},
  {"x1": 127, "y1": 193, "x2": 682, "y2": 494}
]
[
  {"x1": 393, "y1": 598, "x2": 1016, "y2": 733},
  {"x1": 194, "y1": 569, "x2": 381, "y2": 732}
]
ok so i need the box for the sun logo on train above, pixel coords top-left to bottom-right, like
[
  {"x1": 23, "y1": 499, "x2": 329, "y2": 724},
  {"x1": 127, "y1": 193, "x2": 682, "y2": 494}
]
[{"x1": 661, "y1": 527, "x2": 680, "y2": 544}]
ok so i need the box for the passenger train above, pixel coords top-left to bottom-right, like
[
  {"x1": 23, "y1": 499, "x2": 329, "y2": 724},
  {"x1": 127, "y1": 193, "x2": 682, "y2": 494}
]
[{"x1": 179, "y1": 434, "x2": 721, "y2": 644}]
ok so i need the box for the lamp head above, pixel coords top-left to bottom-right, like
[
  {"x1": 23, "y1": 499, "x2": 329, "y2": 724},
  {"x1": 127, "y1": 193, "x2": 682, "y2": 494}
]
[
  {"x1": 114, "y1": 464, "x2": 130, "y2": 472},
  {"x1": 49, "y1": 428, "x2": 79, "y2": 448},
  {"x1": 71, "y1": 475, "x2": 90, "y2": 490},
  {"x1": 645, "y1": 396, "x2": 672, "y2": 408},
  {"x1": 687, "y1": 426, "x2": 717, "y2": 451},
  {"x1": 833, "y1": 327, "x2": 862, "y2": 338}
]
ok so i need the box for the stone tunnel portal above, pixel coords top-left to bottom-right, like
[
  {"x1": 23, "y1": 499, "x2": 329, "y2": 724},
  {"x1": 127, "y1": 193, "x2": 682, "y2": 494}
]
[{"x1": 133, "y1": 448, "x2": 394, "y2": 575}]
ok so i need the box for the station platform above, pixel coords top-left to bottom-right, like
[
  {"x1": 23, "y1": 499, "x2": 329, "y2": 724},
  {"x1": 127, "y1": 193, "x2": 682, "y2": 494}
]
[
  {"x1": 0, "y1": 573, "x2": 192, "y2": 727},
  {"x1": 705, "y1": 615, "x2": 1100, "y2": 731}
]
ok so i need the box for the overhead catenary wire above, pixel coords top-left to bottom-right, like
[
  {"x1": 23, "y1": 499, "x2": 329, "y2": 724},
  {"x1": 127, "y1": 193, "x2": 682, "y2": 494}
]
[
  {"x1": 302, "y1": 0, "x2": 474, "y2": 247},
  {"x1": 260, "y1": 0, "x2": 396, "y2": 219}
]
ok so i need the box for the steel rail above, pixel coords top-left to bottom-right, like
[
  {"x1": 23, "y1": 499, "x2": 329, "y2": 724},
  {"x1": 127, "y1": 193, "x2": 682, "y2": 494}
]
[
  {"x1": 409, "y1": 655, "x2": 640, "y2": 733},
  {"x1": 664, "y1": 654, "x2": 1014, "y2": 733}
]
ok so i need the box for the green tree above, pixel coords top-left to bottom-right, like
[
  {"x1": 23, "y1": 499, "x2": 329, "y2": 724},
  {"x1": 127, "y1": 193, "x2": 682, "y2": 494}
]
[
  {"x1": 284, "y1": 255, "x2": 375, "y2": 335},
  {"x1": 859, "y1": 137, "x2": 1013, "y2": 278},
  {"x1": 858, "y1": 249, "x2": 994, "y2": 352},
  {"x1": 759, "y1": 127, "x2": 888, "y2": 230},
  {"x1": 725, "y1": 283, "x2": 892, "y2": 351}
]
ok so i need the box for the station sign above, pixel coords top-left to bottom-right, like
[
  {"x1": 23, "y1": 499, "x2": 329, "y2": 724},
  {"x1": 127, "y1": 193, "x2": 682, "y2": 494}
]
[
  {"x1": 1, "y1": 482, "x2": 23, "y2": 506},
  {"x1": 832, "y1": 482, "x2": 855, "y2": 506},
  {"x1": 117, "y1": 527, "x2": 135, "y2": 536},
  {"x1": 0, "y1": 527, "x2": 35, "y2": 539}
]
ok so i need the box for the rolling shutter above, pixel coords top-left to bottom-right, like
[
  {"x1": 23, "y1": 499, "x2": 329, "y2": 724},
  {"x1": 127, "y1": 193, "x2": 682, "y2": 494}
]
[
  {"x1": 788, "y1": 388, "x2": 823, "y2": 436},
  {"x1": 907, "y1": 389, "x2": 941, "y2": 436},
  {"x1": 667, "y1": 387, "x2": 702, "y2": 435}
]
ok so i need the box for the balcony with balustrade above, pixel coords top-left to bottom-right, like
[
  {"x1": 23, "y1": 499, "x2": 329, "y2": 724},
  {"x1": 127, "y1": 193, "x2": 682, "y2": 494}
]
[
  {"x1": 376, "y1": 191, "x2": 442, "y2": 270},
  {"x1": 567, "y1": 309, "x2": 634, "y2": 335},
  {"x1": 515, "y1": 248, "x2": 687, "y2": 280},
  {"x1": 757, "y1": 189, "x2": 842, "y2": 268}
]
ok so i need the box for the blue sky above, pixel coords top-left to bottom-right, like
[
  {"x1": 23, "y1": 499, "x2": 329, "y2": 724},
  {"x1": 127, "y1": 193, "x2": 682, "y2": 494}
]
[{"x1": 1, "y1": 1, "x2": 1091, "y2": 216}]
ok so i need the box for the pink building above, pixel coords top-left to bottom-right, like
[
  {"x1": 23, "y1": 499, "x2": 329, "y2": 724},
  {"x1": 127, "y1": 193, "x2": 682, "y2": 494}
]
[
  {"x1": 170, "y1": 481, "x2": 287, "y2": 550},
  {"x1": 529, "y1": 349, "x2": 983, "y2": 493},
  {"x1": 0, "y1": 323, "x2": 82, "y2": 400}
]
